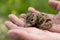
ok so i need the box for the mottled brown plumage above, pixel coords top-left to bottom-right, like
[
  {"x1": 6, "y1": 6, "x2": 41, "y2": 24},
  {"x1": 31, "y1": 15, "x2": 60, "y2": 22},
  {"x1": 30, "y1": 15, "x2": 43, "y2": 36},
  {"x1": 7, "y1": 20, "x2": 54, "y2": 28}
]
[{"x1": 25, "y1": 12, "x2": 52, "y2": 30}]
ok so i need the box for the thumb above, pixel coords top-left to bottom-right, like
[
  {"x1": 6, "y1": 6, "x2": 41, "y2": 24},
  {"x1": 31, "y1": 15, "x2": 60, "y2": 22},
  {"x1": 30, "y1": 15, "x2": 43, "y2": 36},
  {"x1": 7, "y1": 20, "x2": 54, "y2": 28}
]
[{"x1": 48, "y1": 0, "x2": 60, "y2": 10}]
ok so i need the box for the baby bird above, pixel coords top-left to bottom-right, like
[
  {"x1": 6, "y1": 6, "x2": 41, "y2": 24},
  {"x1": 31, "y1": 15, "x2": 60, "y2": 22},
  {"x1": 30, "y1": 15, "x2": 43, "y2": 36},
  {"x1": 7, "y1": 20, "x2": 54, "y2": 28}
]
[{"x1": 25, "y1": 12, "x2": 52, "y2": 30}]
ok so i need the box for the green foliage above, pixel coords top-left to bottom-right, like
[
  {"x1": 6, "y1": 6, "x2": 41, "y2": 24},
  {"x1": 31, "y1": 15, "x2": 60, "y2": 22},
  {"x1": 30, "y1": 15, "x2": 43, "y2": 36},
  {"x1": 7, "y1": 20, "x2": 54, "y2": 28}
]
[
  {"x1": 0, "y1": 0, "x2": 58, "y2": 18},
  {"x1": 30, "y1": 0, "x2": 58, "y2": 14}
]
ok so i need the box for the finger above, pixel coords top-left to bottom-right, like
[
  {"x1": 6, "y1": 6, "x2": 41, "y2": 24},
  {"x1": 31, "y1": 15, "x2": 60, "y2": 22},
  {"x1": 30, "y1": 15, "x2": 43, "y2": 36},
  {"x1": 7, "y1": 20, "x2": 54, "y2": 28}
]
[
  {"x1": 19, "y1": 13, "x2": 26, "y2": 22},
  {"x1": 20, "y1": 13, "x2": 26, "y2": 19},
  {"x1": 5, "y1": 21, "x2": 18, "y2": 29},
  {"x1": 48, "y1": 0, "x2": 60, "y2": 10},
  {"x1": 56, "y1": 2, "x2": 60, "y2": 10},
  {"x1": 48, "y1": 0, "x2": 58, "y2": 9},
  {"x1": 9, "y1": 14, "x2": 25, "y2": 26},
  {"x1": 28, "y1": 7, "x2": 55, "y2": 16},
  {"x1": 28, "y1": 7, "x2": 40, "y2": 13},
  {"x1": 28, "y1": 7, "x2": 36, "y2": 13},
  {"x1": 28, "y1": 7, "x2": 46, "y2": 15}
]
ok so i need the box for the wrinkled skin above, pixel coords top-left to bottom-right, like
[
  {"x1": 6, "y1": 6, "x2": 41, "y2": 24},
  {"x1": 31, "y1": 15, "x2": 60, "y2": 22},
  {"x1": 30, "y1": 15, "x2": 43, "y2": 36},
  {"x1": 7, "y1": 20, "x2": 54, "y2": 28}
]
[{"x1": 5, "y1": 0, "x2": 60, "y2": 40}]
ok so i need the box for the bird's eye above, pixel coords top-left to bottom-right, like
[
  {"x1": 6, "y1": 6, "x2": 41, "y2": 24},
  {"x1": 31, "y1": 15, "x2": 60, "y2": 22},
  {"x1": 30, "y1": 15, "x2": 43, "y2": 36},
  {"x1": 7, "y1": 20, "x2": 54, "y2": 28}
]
[
  {"x1": 46, "y1": 19, "x2": 51, "y2": 22},
  {"x1": 31, "y1": 19, "x2": 33, "y2": 21}
]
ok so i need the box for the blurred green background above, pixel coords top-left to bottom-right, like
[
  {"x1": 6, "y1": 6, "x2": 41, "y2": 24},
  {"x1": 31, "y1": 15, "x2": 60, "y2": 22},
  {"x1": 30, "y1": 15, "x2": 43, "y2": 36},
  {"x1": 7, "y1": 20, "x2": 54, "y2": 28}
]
[{"x1": 0, "y1": 0, "x2": 58, "y2": 40}]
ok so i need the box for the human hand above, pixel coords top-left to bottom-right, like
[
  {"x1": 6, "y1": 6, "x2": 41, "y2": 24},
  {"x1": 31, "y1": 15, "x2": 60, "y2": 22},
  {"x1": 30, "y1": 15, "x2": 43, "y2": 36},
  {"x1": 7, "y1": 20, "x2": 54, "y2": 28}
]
[
  {"x1": 5, "y1": 0, "x2": 60, "y2": 40},
  {"x1": 5, "y1": 7, "x2": 60, "y2": 40},
  {"x1": 5, "y1": 7, "x2": 60, "y2": 33}
]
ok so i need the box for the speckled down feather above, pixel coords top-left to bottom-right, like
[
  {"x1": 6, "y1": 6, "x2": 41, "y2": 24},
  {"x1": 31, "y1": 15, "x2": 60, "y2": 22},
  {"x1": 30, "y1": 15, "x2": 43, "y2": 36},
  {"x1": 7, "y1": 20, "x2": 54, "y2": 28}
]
[{"x1": 25, "y1": 12, "x2": 52, "y2": 30}]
